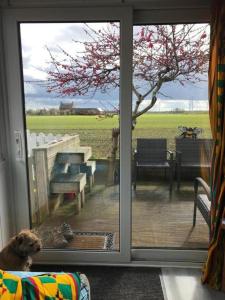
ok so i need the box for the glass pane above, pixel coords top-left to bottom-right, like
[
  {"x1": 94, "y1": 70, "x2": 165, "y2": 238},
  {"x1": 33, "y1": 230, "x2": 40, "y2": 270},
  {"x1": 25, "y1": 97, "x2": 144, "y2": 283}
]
[
  {"x1": 131, "y1": 24, "x2": 212, "y2": 249},
  {"x1": 20, "y1": 22, "x2": 120, "y2": 251}
]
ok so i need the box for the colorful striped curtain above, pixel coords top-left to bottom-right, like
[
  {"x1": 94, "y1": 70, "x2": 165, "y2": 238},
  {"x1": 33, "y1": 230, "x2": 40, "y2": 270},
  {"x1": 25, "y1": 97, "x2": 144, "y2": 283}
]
[{"x1": 202, "y1": 0, "x2": 225, "y2": 290}]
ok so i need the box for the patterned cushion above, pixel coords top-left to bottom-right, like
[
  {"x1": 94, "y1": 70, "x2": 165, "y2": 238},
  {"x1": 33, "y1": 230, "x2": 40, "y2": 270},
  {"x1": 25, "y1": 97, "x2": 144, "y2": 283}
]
[
  {"x1": 0, "y1": 270, "x2": 82, "y2": 300},
  {"x1": 22, "y1": 272, "x2": 80, "y2": 300},
  {"x1": 0, "y1": 270, "x2": 22, "y2": 299}
]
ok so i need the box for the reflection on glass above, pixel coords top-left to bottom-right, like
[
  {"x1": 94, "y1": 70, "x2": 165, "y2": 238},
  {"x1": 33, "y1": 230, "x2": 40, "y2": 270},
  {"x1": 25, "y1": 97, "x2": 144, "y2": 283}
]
[
  {"x1": 131, "y1": 24, "x2": 212, "y2": 249},
  {"x1": 20, "y1": 22, "x2": 120, "y2": 251}
]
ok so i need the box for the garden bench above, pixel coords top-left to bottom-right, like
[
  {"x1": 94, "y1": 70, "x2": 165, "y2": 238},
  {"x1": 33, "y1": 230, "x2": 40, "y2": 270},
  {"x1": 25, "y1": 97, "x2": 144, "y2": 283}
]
[
  {"x1": 50, "y1": 152, "x2": 91, "y2": 211},
  {"x1": 50, "y1": 172, "x2": 87, "y2": 212}
]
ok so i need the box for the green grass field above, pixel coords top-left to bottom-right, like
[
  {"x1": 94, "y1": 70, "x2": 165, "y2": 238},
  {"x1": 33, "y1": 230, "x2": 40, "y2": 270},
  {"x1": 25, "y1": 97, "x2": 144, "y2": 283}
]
[
  {"x1": 26, "y1": 113, "x2": 210, "y2": 130},
  {"x1": 26, "y1": 113, "x2": 211, "y2": 158}
]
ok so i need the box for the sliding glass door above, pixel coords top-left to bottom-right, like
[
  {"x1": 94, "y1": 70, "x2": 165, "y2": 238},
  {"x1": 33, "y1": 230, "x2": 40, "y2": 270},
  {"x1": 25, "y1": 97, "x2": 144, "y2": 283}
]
[
  {"x1": 21, "y1": 21, "x2": 122, "y2": 252},
  {"x1": 3, "y1": 7, "x2": 132, "y2": 264},
  {"x1": 131, "y1": 22, "x2": 212, "y2": 262},
  {"x1": 3, "y1": 5, "x2": 210, "y2": 265}
]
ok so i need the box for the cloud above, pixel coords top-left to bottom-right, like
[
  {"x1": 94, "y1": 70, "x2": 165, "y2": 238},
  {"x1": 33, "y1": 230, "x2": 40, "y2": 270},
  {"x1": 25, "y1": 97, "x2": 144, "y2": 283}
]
[
  {"x1": 140, "y1": 99, "x2": 208, "y2": 112},
  {"x1": 157, "y1": 77, "x2": 208, "y2": 100},
  {"x1": 24, "y1": 80, "x2": 119, "y2": 110},
  {"x1": 20, "y1": 22, "x2": 112, "y2": 80},
  {"x1": 21, "y1": 22, "x2": 209, "y2": 111},
  {"x1": 24, "y1": 77, "x2": 208, "y2": 111}
]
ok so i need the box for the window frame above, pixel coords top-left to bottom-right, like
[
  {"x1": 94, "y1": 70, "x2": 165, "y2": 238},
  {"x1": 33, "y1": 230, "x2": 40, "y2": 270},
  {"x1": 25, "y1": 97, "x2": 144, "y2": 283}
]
[{"x1": 1, "y1": 4, "x2": 211, "y2": 266}]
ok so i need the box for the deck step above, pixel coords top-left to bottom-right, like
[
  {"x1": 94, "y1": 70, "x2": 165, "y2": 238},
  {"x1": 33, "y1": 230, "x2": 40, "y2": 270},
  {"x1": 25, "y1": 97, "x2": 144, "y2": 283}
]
[{"x1": 50, "y1": 173, "x2": 86, "y2": 194}]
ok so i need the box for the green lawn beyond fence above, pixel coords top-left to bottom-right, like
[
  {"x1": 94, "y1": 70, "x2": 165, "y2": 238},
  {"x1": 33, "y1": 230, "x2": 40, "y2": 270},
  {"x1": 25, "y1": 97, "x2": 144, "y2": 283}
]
[{"x1": 26, "y1": 113, "x2": 211, "y2": 159}]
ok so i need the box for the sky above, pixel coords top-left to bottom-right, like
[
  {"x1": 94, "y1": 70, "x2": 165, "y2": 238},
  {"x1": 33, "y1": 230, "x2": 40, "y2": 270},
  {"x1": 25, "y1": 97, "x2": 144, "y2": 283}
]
[{"x1": 20, "y1": 22, "x2": 210, "y2": 112}]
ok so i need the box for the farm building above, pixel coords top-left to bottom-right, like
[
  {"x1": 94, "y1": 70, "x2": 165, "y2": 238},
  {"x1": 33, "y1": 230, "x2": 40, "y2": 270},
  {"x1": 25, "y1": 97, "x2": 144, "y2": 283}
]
[
  {"x1": 75, "y1": 107, "x2": 104, "y2": 115},
  {"x1": 59, "y1": 101, "x2": 75, "y2": 115},
  {"x1": 59, "y1": 102, "x2": 104, "y2": 115}
]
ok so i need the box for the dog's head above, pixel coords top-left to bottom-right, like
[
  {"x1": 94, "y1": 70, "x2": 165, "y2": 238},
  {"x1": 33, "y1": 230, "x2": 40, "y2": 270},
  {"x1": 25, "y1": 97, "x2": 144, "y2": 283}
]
[{"x1": 12, "y1": 229, "x2": 42, "y2": 257}]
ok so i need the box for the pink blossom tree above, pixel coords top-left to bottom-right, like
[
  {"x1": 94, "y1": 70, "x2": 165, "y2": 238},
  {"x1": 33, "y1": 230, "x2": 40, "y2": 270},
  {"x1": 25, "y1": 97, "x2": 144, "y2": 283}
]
[{"x1": 45, "y1": 23, "x2": 209, "y2": 184}]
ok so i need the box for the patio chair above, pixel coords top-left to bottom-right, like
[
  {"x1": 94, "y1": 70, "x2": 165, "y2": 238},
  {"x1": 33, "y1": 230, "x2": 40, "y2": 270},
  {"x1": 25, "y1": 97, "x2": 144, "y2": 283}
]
[
  {"x1": 175, "y1": 138, "x2": 213, "y2": 189},
  {"x1": 193, "y1": 177, "x2": 211, "y2": 228},
  {"x1": 133, "y1": 138, "x2": 174, "y2": 193}
]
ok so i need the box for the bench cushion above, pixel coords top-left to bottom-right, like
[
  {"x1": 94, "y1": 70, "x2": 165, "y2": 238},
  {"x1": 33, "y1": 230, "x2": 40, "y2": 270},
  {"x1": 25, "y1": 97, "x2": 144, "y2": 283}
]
[{"x1": 0, "y1": 270, "x2": 82, "y2": 300}]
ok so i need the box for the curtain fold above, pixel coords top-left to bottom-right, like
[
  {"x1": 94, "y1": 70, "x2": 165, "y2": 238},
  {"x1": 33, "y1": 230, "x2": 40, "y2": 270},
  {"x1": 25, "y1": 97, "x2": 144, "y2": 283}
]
[{"x1": 202, "y1": 0, "x2": 225, "y2": 290}]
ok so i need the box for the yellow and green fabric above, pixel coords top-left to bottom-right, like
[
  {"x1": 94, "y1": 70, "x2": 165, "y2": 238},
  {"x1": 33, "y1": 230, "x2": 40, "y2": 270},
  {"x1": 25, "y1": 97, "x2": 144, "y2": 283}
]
[
  {"x1": 0, "y1": 270, "x2": 81, "y2": 299},
  {"x1": 0, "y1": 270, "x2": 22, "y2": 299},
  {"x1": 202, "y1": 0, "x2": 225, "y2": 290},
  {"x1": 22, "y1": 273, "x2": 80, "y2": 300}
]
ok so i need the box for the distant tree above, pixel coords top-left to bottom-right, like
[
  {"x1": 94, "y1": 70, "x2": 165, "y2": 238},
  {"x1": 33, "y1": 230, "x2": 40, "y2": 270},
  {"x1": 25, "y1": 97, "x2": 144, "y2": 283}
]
[
  {"x1": 26, "y1": 109, "x2": 35, "y2": 115},
  {"x1": 49, "y1": 108, "x2": 59, "y2": 115},
  {"x1": 45, "y1": 23, "x2": 209, "y2": 184},
  {"x1": 173, "y1": 108, "x2": 185, "y2": 113},
  {"x1": 39, "y1": 108, "x2": 47, "y2": 115}
]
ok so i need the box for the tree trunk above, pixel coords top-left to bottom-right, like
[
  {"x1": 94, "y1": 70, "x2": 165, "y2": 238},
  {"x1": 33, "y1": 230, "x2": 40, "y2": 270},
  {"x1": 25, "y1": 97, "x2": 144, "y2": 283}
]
[
  {"x1": 106, "y1": 127, "x2": 120, "y2": 186},
  {"x1": 105, "y1": 92, "x2": 156, "y2": 186}
]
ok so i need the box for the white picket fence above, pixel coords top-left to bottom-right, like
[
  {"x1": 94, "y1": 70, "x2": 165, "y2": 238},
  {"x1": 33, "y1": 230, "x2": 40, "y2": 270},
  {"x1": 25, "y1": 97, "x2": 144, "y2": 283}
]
[{"x1": 26, "y1": 130, "x2": 66, "y2": 157}]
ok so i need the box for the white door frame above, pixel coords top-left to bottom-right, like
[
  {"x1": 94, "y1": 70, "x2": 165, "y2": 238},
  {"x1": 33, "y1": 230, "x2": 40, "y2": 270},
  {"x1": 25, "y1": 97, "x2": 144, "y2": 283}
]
[{"x1": 2, "y1": 7, "x2": 133, "y2": 264}]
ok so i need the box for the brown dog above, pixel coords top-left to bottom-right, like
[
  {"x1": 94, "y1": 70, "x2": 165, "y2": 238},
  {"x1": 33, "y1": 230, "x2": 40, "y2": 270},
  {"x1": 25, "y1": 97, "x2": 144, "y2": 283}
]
[{"x1": 0, "y1": 229, "x2": 42, "y2": 271}]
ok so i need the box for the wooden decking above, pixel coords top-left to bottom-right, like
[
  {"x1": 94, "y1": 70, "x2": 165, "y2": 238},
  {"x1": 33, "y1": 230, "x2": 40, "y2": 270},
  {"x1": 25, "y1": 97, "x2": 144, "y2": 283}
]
[{"x1": 35, "y1": 181, "x2": 209, "y2": 250}]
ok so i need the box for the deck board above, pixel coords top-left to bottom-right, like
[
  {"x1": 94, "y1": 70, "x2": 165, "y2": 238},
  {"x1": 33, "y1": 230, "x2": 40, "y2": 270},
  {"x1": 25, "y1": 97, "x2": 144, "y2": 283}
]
[{"x1": 35, "y1": 182, "x2": 209, "y2": 250}]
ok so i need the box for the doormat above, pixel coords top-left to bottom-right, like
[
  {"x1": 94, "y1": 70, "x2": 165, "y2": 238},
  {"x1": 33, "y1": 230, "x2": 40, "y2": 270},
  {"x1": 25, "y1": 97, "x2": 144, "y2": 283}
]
[
  {"x1": 32, "y1": 265, "x2": 164, "y2": 300},
  {"x1": 66, "y1": 231, "x2": 115, "y2": 250}
]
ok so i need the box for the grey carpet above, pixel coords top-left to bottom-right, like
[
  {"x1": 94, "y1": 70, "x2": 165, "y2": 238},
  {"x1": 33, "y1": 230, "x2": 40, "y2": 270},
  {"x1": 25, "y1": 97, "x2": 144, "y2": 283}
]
[{"x1": 32, "y1": 265, "x2": 164, "y2": 300}]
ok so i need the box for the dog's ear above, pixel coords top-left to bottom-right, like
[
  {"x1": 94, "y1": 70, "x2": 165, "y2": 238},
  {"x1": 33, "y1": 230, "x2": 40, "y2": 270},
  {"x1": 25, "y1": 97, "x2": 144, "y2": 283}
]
[{"x1": 16, "y1": 235, "x2": 24, "y2": 244}]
